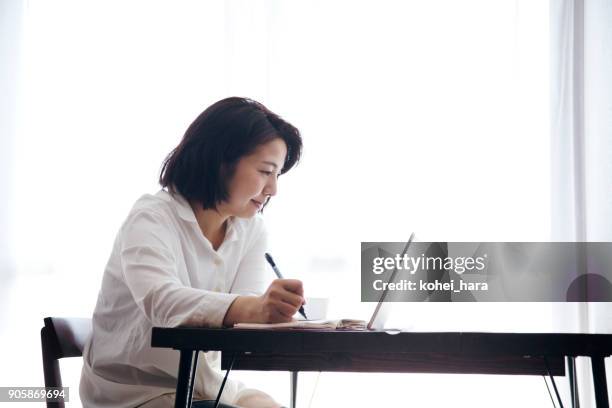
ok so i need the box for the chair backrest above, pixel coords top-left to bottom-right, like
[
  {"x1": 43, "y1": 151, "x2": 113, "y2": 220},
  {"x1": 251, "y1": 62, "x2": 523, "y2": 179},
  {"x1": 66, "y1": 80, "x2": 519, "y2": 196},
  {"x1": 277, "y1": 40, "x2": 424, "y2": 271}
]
[{"x1": 41, "y1": 317, "x2": 92, "y2": 408}]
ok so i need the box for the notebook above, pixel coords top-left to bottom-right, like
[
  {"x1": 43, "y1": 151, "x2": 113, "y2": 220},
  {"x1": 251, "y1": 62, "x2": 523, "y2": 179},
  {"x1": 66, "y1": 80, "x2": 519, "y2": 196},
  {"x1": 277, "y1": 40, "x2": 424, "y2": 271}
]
[{"x1": 234, "y1": 319, "x2": 366, "y2": 330}]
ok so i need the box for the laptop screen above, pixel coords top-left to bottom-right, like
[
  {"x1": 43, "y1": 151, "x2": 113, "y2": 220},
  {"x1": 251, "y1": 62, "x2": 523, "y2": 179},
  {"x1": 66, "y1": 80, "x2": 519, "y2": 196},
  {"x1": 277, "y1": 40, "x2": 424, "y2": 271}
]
[{"x1": 367, "y1": 233, "x2": 415, "y2": 330}]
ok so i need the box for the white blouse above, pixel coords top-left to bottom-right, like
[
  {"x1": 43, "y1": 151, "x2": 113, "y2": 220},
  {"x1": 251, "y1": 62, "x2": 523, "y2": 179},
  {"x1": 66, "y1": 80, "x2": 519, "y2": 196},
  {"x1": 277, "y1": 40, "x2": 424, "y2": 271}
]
[{"x1": 79, "y1": 189, "x2": 269, "y2": 407}]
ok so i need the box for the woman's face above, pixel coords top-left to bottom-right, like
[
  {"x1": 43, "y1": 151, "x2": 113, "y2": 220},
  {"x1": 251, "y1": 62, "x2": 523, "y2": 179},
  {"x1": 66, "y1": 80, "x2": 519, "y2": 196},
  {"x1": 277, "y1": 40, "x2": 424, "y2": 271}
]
[{"x1": 220, "y1": 137, "x2": 287, "y2": 218}]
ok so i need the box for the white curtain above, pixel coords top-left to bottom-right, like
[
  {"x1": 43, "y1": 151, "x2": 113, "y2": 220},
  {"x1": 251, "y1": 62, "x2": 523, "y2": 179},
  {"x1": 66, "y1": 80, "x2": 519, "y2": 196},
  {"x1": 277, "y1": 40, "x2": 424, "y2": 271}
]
[
  {"x1": 0, "y1": 0, "x2": 23, "y2": 277},
  {"x1": 551, "y1": 0, "x2": 612, "y2": 405},
  {"x1": 3, "y1": 0, "x2": 609, "y2": 406}
]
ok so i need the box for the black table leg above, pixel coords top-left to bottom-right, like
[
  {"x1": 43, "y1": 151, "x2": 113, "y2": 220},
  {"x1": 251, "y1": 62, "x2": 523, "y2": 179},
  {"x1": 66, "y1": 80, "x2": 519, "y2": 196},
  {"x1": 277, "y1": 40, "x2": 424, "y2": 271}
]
[
  {"x1": 175, "y1": 349, "x2": 199, "y2": 408},
  {"x1": 591, "y1": 355, "x2": 609, "y2": 408},
  {"x1": 568, "y1": 356, "x2": 580, "y2": 408},
  {"x1": 290, "y1": 371, "x2": 298, "y2": 408}
]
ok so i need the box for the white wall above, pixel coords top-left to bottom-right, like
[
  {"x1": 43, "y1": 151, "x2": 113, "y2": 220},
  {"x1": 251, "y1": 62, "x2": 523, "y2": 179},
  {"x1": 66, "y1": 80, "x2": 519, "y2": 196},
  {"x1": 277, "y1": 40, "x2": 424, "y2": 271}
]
[{"x1": 0, "y1": 1, "x2": 576, "y2": 407}]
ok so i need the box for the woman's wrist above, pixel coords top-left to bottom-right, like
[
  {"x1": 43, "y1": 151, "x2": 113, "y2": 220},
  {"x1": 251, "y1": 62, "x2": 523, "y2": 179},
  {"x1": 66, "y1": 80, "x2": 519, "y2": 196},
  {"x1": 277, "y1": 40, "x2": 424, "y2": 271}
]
[{"x1": 222, "y1": 295, "x2": 260, "y2": 326}]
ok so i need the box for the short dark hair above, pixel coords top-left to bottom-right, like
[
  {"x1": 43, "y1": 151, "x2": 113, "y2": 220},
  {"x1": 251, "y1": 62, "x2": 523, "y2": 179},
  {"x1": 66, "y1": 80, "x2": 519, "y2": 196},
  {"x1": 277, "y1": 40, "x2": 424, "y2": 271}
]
[{"x1": 159, "y1": 97, "x2": 302, "y2": 210}]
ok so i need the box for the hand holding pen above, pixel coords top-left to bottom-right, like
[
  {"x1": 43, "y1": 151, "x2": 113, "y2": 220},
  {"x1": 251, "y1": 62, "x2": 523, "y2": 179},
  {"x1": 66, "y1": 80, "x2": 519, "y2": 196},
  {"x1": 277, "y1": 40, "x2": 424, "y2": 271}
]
[
  {"x1": 221, "y1": 254, "x2": 307, "y2": 326},
  {"x1": 265, "y1": 252, "x2": 308, "y2": 319}
]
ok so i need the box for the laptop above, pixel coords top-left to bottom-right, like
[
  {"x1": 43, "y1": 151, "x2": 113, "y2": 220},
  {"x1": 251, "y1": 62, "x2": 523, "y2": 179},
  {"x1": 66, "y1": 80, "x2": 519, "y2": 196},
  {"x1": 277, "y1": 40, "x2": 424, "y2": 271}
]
[{"x1": 367, "y1": 232, "x2": 416, "y2": 330}]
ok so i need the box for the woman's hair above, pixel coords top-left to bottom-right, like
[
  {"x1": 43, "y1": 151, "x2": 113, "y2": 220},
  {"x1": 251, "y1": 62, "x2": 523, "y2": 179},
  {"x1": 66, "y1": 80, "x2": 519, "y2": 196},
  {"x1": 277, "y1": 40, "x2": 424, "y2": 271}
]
[{"x1": 159, "y1": 97, "x2": 302, "y2": 210}]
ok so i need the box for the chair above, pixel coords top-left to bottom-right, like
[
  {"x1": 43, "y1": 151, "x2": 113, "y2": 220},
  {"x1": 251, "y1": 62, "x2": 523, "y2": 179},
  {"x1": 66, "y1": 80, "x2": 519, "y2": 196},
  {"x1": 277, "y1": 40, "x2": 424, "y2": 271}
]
[
  {"x1": 41, "y1": 317, "x2": 92, "y2": 408},
  {"x1": 40, "y1": 318, "x2": 286, "y2": 408}
]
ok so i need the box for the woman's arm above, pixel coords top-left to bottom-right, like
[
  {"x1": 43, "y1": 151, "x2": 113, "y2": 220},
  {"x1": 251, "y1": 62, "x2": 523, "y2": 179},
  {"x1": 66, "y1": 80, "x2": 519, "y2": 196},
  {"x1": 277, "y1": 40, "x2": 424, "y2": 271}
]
[
  {"x1": 120, "y1": 210, "x2": 240, "y2": 328},
  {"x1": 222, "y1": 279, "x2": 305, "y2": 326}
]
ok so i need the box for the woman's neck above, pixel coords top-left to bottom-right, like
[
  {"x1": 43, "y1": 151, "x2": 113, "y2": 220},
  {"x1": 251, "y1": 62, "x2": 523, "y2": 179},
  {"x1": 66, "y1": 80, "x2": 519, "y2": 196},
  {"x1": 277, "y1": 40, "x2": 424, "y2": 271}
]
[{"x1": 189, "y1": 202, "x2": 228, "y2": 249}]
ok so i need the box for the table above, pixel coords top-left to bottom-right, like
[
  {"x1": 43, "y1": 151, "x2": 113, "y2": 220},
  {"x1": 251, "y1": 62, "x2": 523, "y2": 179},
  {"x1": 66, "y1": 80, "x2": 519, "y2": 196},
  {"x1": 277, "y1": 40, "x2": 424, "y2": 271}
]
[{"x1": 151, "y1": 328, "x2": 612, "y2": 408}]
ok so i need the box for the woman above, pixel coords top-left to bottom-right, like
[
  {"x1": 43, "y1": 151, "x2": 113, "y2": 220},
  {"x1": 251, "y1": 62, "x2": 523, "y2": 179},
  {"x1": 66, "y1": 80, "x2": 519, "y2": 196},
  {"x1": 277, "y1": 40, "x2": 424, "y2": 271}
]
[{"x1": 80, "y1": 97, "x2": 304, "y2": 408}]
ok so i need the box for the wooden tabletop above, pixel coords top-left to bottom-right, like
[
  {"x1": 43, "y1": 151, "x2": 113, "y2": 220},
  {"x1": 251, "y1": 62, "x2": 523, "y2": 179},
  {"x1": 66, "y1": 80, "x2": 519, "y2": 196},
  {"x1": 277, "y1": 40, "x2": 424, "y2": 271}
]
[{"x1": 151, "y1": 328, "x2": 612, "y2": 376}]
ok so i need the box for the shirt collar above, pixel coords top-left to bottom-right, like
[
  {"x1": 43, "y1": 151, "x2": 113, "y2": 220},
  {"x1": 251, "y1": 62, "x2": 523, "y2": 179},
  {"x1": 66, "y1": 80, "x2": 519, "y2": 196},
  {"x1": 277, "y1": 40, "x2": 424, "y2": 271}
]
[
  {"x1": 166, "y1": 190, "x2": 198, "y2": 224},
  {"x1": 160, "y1": 189, "x2": 242, "y2": 244}
]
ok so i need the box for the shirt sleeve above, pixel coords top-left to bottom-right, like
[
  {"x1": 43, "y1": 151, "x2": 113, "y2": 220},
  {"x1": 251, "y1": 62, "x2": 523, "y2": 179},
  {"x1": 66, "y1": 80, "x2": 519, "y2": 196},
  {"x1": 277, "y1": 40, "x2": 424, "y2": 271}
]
[
  {"x1": 119, "y1": 210, "x2": 239, "y2": 328},
  {"x1": 230, "y1": 217, "x2": 270, "y2": 296}
]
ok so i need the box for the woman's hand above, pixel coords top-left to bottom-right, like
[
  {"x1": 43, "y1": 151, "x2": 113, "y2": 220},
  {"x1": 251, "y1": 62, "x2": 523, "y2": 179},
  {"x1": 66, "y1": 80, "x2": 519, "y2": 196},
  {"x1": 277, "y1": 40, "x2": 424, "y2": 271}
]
[
  {"x1": 257, "y1": 278, "x2": 304, "y2": 322},
  {"x1": 222, "y1": 279, "x2": 304, "y2": 326}
]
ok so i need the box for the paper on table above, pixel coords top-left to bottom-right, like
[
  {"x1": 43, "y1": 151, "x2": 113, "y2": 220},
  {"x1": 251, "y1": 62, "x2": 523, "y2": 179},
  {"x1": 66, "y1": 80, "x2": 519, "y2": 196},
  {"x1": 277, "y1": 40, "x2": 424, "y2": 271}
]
[{"x1": 233, "y1": 319, "x2": 367, "y2": 330}]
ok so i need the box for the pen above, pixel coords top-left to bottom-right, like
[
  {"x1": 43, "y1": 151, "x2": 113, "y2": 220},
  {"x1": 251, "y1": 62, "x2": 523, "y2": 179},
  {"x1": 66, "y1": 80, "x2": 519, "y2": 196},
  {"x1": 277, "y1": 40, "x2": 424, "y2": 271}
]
[{"x1": 264, "y1": 252, "x2": 308, "y2": 319}]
